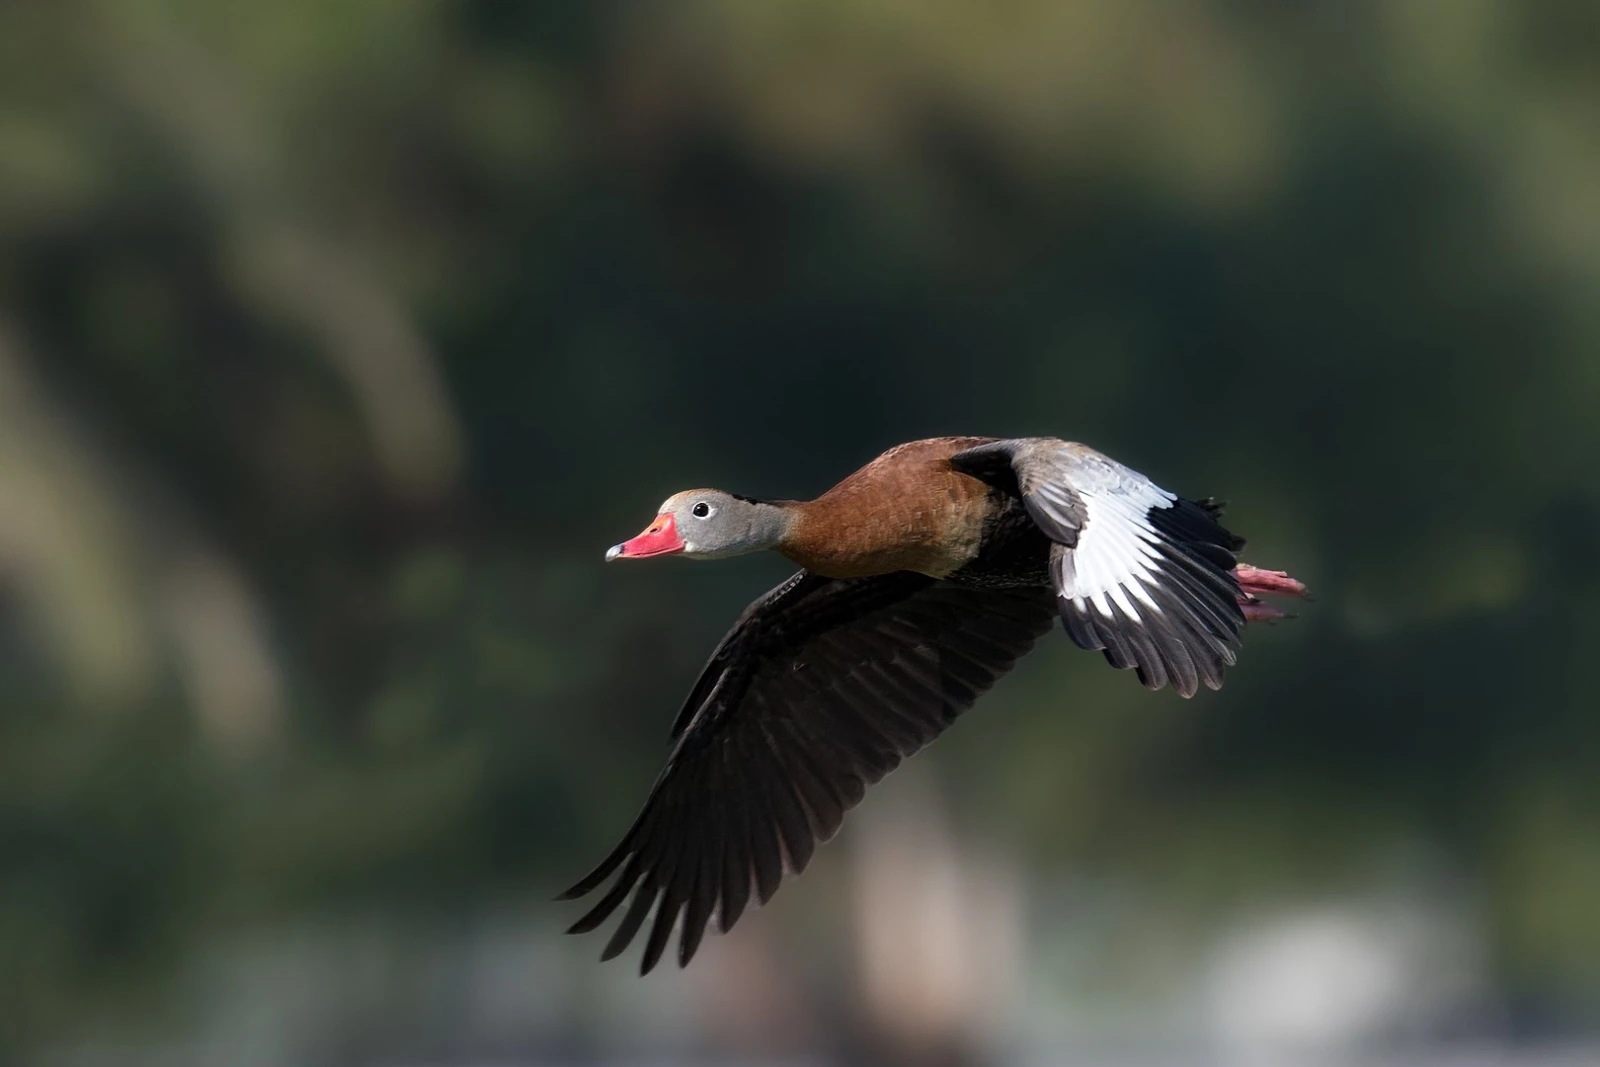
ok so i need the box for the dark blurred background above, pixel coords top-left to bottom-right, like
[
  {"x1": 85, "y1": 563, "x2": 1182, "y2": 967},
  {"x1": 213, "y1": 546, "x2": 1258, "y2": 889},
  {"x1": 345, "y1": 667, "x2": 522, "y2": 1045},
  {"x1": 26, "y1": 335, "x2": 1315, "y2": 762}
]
[{"x1": 2, "y1": 2, "x2": 1598, "y2": 1065}]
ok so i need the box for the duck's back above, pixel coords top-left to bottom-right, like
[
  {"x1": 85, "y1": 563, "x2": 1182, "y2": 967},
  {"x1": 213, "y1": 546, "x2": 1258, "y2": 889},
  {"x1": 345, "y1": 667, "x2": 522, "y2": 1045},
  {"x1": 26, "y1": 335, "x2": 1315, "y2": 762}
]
[{"x1": 778, "y1": 436, "x2": 1048, "y2": 583}]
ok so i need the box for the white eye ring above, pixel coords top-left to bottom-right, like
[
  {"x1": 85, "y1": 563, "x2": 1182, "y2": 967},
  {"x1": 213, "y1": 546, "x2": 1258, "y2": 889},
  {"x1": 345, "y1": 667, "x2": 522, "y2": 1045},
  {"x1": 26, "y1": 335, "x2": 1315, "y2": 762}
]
[{"x1": 690, "y1": 501, "x2": 714, "y2": 519}]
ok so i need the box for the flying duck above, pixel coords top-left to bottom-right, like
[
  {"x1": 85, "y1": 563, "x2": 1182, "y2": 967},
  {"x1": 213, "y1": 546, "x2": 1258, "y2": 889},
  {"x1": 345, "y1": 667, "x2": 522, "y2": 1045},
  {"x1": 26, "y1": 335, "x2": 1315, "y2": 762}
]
[{"x1": 562, "y1": 436, "x2": 1306, "y2": 973}]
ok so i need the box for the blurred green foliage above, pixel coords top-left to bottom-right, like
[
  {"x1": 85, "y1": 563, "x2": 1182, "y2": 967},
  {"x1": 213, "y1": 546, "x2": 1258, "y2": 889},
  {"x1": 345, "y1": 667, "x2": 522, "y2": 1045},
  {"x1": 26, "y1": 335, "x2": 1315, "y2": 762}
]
[{"x1": 1, "y1": 0, "x2": 1599, "y2": 1055}]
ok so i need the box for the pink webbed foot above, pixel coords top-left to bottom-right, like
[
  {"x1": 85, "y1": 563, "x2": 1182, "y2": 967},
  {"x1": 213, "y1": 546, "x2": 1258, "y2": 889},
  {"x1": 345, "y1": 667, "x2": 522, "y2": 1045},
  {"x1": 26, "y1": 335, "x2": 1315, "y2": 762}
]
[{"x1": 1233, "y1": 563, "x2": 1310, "y2": 622}]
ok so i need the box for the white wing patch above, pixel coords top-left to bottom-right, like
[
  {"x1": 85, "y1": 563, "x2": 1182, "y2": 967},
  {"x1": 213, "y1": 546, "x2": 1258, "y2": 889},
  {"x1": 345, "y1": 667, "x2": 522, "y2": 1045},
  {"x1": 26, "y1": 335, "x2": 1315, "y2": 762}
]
[
  {"x1": 953, "y1": 436, "x2": 1245, "y2": 697},
  {"x1": 1059, "y1": 478, "x2": 1176, "y2": 623}
]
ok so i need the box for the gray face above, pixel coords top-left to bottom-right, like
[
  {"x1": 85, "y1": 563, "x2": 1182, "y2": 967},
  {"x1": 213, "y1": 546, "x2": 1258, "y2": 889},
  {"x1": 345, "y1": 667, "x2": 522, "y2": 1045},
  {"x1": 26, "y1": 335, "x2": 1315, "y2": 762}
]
[{"x1": 659, "y1": 489, "x2": 788, "y2": 560}]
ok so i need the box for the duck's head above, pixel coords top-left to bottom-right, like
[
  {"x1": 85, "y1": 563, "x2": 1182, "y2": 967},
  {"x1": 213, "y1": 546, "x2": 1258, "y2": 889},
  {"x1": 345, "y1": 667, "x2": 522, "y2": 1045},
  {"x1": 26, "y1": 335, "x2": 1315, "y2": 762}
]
[{"x1": 606, "y1": 490, "x2": 794, "y2": 562}]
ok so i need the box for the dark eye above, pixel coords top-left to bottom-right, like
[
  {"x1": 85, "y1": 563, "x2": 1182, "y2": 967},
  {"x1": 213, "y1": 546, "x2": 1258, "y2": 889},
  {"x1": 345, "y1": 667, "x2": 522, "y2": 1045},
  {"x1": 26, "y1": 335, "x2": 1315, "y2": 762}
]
[{"x1": 691, "y1": 501, "x2": 711, "y2": 518}]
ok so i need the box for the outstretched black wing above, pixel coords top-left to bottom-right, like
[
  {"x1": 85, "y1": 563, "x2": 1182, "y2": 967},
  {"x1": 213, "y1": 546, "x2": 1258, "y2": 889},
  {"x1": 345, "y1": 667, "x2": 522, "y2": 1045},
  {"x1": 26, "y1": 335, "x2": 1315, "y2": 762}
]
[
  {"x1": 954, "y1": 438, "x2": 1246, "y2": 697},
  {"x1": 559, "y1": 570, "x2": 1056, "y2": 973}
]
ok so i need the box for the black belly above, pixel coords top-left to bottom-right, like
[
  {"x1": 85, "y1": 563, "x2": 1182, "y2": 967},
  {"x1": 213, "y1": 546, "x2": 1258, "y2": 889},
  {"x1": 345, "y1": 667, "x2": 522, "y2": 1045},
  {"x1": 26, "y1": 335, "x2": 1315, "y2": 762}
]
[{"x1": 945, "y1": 493, "x2": 1052, "y2": 590}]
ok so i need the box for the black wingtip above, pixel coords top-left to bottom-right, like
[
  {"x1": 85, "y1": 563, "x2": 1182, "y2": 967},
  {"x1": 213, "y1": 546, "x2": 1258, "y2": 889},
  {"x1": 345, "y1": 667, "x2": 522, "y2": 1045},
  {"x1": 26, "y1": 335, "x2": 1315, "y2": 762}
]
[
  {"x1": 557, "y1": 841, "x2": 632, "y2": 902},
  {"x1": 639, "y1": 922, "x2": 672, "y2": 975},
  {"x1": 1157, "y1": 498, "x2": 1247, "y2": 557},
  {"x1": 564, "y1": 902, "x2": 617, "y2": 936},
  {"x1": 556, "y1": 874, "x2": 605, "y2": 901}
]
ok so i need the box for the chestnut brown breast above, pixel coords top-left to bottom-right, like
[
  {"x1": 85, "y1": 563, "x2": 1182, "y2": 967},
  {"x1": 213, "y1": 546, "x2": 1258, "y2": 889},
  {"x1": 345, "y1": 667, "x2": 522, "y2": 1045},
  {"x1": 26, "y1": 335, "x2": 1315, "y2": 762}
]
[{"x1": 778, "y1": 436, "x2": 1000, "y2": 579}]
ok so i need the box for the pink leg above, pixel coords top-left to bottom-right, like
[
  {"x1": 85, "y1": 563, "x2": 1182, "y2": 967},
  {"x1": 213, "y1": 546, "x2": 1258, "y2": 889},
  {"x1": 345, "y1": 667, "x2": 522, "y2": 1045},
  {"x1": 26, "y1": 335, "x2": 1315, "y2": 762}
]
[{"x1": 1233, "y1": 563, "x2": 1309, "y2": 622}]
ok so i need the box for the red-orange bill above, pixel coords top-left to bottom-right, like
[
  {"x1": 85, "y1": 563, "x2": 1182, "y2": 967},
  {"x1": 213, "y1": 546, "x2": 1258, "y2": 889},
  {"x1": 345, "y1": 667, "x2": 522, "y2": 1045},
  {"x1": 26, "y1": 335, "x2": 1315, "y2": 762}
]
[{"x1": 606, "y1": 513, "x2": 685, "y2": 561}]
